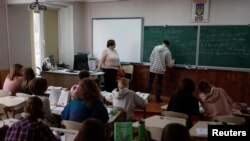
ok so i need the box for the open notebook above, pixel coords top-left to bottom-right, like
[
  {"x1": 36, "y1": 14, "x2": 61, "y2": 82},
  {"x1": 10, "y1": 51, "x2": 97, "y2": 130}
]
[{"x1": 49, "y1": 89, "x2": 70, "y2": 107}]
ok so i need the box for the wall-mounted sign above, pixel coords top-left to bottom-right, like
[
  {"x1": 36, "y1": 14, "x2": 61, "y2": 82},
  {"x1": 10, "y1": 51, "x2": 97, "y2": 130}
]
[{"x1": 191, "y1": 0, "x2": 210, "y2": 22}]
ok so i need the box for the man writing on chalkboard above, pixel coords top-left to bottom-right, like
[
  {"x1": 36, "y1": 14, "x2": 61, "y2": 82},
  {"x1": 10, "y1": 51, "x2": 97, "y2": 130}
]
[{"x1": 145, "y1": 40, "x2": 174, "y2": 102}]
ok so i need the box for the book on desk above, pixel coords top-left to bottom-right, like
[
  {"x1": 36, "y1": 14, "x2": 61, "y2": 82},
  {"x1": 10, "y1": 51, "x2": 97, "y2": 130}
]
[{"x1": 49, "y1": 88, "x2": 70, "y2": 107}]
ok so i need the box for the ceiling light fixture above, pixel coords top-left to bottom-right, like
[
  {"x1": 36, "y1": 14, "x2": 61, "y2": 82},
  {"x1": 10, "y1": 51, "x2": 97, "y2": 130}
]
[{"x1": 29, "y1": 0, "x2": 47, "y2": 13}]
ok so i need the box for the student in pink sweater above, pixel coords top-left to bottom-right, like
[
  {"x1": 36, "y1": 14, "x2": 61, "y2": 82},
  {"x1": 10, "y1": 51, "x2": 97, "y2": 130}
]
[
  {"x1": 3, "y1": 64, "x2": 24, "y2": 96},
  {"x1": 198, "y1": 80, "x2": 233, "y2": 117},
  {"x1": 97, "y1": 39, "x2": 121, "y2": 92}
]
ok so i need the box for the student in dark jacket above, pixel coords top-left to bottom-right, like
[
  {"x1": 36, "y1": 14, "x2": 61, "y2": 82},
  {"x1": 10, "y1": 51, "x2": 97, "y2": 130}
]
[
  {"x1": 61, "y1": 78, "x2": 109, "y2": 123},
  {"x1": 167, "y1": 78, "x2": 200, "y2": 127}
]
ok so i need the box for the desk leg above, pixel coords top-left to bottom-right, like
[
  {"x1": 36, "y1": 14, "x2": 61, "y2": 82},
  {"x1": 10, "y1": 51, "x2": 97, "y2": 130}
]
[
  {"x1": 144, "y1": 107, "x2": 146, "y2": 119},
  {"x1": 3, "y1": 107, "x2": 9, "y2": 119}
]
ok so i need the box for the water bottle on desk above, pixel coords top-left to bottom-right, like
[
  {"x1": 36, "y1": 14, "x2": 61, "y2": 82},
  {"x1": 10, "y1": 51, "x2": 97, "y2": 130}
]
[{"x1": 138, "y1": 119, "x2": 146, "y2": 141}]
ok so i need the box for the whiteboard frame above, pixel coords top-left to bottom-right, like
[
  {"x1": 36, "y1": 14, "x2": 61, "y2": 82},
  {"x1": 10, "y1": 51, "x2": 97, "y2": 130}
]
[{"x1": 92, "y1": 17, "x2": 144, "y2": 63}]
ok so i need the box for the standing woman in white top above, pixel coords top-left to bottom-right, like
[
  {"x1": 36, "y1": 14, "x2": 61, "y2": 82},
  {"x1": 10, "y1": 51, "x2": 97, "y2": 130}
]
[{"x1": 97, "y1": 39, "x2": 121, "y2": 92}]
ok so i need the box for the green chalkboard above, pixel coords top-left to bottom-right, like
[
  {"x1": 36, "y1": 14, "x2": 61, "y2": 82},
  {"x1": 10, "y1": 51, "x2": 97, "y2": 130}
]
[
  {"x1": 199, "y1": 25, "x2": 250, "y2": 69},
  {"x1": 143, "y1": 26, "x2": 198, "y2": 65}
]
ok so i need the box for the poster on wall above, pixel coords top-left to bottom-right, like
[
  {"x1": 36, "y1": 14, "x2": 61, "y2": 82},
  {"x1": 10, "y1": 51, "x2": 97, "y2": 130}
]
[{"x1": 191, "y1": 0, "x2": 210, "y2": 22}]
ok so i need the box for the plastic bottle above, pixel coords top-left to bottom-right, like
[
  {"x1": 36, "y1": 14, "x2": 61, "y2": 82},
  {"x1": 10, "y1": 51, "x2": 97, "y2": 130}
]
[{"x1": 138, "y1": 120, "x2": 146, "y2": 141}]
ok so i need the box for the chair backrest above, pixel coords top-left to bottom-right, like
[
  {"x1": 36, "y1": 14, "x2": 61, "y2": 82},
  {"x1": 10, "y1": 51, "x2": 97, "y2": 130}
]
[
  {"x1": 121, "y1": 65, "x2": 134, "y2": 89},
  {"x1": 73, "y1": 53, "x2": 89, "y2": 71},
  {"x1": 121, "y1": 65, "x2": 134, "y2": 74},
  {"x1": 0, "y1": 89, "x2": 11, "y2": 97},
  {"x1": 212, "y1": 115, "x2": 246, "y2": 125},
  {"x1": 161, "y1": 111, "x2": 189, "y2": 120},
  {"x1": 61, "y1": 120, "x2": 83, "y2": 131},
  {"x1": 0, "y1": 104, "x2": 5, "y2": 114},
  {"x1": 147, "y1": 126, "x2": 162, "y2": 141},
  {"x1": 16, "y1": 92, "x2": 33, "y2": 98}
]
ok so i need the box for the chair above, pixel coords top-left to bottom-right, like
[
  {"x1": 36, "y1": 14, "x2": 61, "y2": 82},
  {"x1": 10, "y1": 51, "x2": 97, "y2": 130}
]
[
  {"x1": 0, "y1": 104, "x2": 9, "y2": 119},
  {"x1": 121, "y1": 65, "x2": 134, "y2": 89},
  {"x1": 73, "y1": 53, "x2": 89, "y2": 71},
  {"x1": 0, "y1": 90, "x2": 11, "y2": 97},
  {"x1": 11, "y1": 93, "x2": 30, "y2": 118},
  {"x1": 212, "y1": 115, "x2": 246, "y2": 125},
  {"x1": 16, "y1": 93, "x2": 32, "y2": 98},
  {"x1": 61, "y1": 120, "x2": 83, "y2": 131}
]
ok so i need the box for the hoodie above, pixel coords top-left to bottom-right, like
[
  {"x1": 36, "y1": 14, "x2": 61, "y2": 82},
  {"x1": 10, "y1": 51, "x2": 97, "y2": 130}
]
[
  {"x1": 112, "y1": 88, "x2": 146, "y2": 121},
  {"x1": 199, "y1": 87, "x2": 233, "y2": 117},
  {"x1": 150, "y1": 45, "x2": 173, "y2": 74}
]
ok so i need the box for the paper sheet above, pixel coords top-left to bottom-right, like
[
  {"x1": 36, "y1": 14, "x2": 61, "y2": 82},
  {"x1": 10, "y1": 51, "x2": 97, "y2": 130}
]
[{"x1": 196, "y1": 128, "x2": 208, "y2": 136}]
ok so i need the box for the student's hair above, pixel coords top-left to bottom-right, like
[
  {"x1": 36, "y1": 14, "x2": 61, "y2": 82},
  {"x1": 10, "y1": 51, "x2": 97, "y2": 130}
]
[
  {"x1": 21, "y1": 68, "x2": 36, "y2": 90},
  {"x1": 79, "y1": 70, "x2": 90, "y2": 80},
  {"x1": 118, "y1": 77, "x2": 129, "y2": 88},
  {"x1": 24, "y1": 96, "x2": 45, "y2": 119},
  {"x1": 29, "y1": 77, "x2": 48, "y2": 96},
  {"x1": 8, "y1": 64, "x2": 23, "y2": 80},
  {"x1": 74, "y1": 78, "x2": 102, "y2": 107},
  {"x1": 198, "y1": 80, "x2": 211, "y2": 93},
  {"x1": 161, "y1": 123, "x2": 191, "y2": 141},
  {"x1": 106, "y1": 39, "x2": 115, "y2": 47},
  {"x1": 75, "y1": 118, "x2": 106, "y2": 141},
  {"x1": 162, "y1": 40, "x2": 170, "y2": 46},
  {"x1": 180, "y1": 78, "x2": 195, "y2": 94}
]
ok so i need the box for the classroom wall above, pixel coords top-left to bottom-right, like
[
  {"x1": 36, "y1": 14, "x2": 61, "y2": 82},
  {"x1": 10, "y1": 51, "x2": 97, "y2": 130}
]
[
  {"x1": 43, "y1": 9, "x2": 59, "y2": 62},
  {"x1": 72, "y1": 2, "x2": 88, "y2": 54},
  {"x1": 7, "y1": 4, "x2": 32, "y2": 67},
  {"x1": 58, "y1": 5, "x2": 74, "y2": 68},
  {"x1": 0, "y1": 0, "x2": 10, "y2": 69},
  {"x1": 5, "y1": 0, "x2": 250, "y2": 68},
  {"x1": 75, "y1": 0, "x2": 250, "y2": 52}
]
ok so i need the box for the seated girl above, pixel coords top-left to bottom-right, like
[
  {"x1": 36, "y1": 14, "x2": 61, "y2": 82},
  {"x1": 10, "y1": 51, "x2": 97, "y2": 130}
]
[
  {"x1": 3, "y1": 64, "x2": 24, "y2": 96},
  {"x1": 61, "y1": 78, "x2": 109, "y2": 123},
  {"x1": 29, "y1": 77, "x2": 57, "y2": 126},
  {"x1": 198, "y1": 80, "x2": 233, "y2": 117},
  {"x1": 18, "y1": 67, "x2": 36, "y2": 94}
]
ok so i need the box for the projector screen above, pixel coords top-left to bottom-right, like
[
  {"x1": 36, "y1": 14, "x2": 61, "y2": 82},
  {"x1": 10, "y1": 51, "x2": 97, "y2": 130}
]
[{"x1": 92, "y1": 18, "x2": 143, "y2": 63}]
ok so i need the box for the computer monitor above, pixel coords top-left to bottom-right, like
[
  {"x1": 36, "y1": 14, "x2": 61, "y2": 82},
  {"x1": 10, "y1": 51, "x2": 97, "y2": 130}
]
[{"x1": 73, "y1": 53, "x2": 89, "y2": 71}]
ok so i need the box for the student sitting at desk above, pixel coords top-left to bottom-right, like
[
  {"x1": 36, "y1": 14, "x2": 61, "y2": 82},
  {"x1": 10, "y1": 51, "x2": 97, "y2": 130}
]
[
  {"x1": 112, "y1": 77, "x2": 146, "y2": 121},
  {"x1": 4, "y1": 97, "x2": 58, "y2": 141},
  {"x1": 167, "y1": 78, "x2": 200, "y2": 127},
  {"x1": 70, "y1": 70, "x2": 90, "y2": 99},
  {"x1": 61, "y1": 79, "x2": 109, "y2": 123},
  {"x1": 3, "y1": 64, "x2": 24, "y2": 96},
  {"x1": 70, "y1": 70, "x2": 102, "y2": 98},
  {"x1": 18, "y1": 67, "x2": 36, "y2": 95},
  {"x1": 198, "y1": 80, "x2": 233, "y2": 117},
  {"x1": 161, "y1": 123, "x2": 191, "y2": 141},
  {"x1": 75, "y1": 118, "x2": 106, "y2": 141},
  {"x1": 29, "y1": 77, "x2": 57, "y2": 126}
]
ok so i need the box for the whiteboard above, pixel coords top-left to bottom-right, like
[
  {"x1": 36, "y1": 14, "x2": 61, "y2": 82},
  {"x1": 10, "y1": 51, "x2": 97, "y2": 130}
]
[{"x1": 92, "y1": 18, "x2": 143, "y2": 63}]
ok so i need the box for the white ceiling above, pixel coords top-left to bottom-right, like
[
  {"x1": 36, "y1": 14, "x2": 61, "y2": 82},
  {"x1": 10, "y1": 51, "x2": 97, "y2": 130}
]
[{"x1": 7, "y1": 0, "x2": 125, "y2": 4}]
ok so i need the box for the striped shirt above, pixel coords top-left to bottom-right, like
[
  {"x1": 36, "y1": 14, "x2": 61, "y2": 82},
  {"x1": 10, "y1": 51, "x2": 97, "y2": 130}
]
[
  {"x1": 4, "y1": 117, "x2": 58, "y2": 141},
  {"x1": 150, "y1": 45, "x2": 173, "y2": 74}
]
